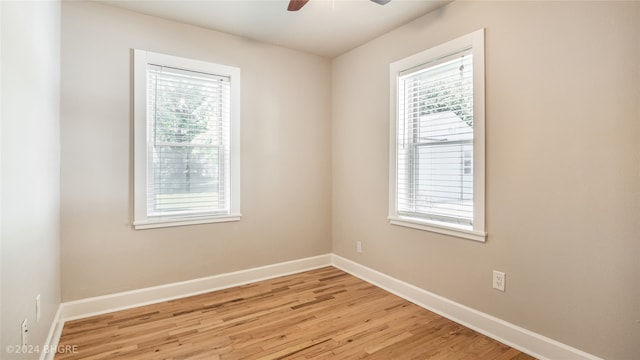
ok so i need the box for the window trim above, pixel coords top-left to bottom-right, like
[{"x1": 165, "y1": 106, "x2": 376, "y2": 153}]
[
  {"x1": 388, "y1": 29, "x2": 486, "y2": 242},
  {"x1": 133, "y1": 49, "x2": 241, "y2": 230}
]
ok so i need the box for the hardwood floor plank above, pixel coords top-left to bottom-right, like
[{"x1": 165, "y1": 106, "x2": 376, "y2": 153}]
[{"x1": 56, "y1": 267, "x2": 536, "y2": 360}]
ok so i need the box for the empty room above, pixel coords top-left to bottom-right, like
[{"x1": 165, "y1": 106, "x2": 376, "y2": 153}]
[{"x1": 1, "y1": 0, "x2": 639, "y2": 359}]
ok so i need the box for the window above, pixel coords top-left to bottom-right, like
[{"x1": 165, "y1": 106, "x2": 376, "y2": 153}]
[
  {"x1": 133, "y1": 50, "x2": 240, "y2": 229},
  {"x1": 388, "y1": 29, "x2": 486, "y2": 242}
]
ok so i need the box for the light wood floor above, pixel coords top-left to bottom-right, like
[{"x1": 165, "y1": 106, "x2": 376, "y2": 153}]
[{"x1": 56, "y1": 267, "x2": 535, "y2": 360}]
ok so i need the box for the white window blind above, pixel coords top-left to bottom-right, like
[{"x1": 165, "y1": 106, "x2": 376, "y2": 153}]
[
  {"x1": 389, "y1": 29, "x2": 485, "y2": 242},
  {"x1": 147, "y1": 65, "x2": 231, "y2": 218},
  {"x1": 134, "y1": 50, "x2": 241, "y2": 229},
  {"x1": 397, "y1": 51, "x2": 474, "y2": 225}
]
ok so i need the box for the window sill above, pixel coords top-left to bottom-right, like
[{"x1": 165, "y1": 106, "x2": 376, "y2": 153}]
[
  {"x1": 133, "y1": 214, "x2": 241, "y2": 230},
  {"x1": 388, "y1": 216, "x2": 486, "y2": 242}
]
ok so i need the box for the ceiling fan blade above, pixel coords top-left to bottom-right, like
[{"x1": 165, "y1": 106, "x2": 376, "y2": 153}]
[
  {"x1": 288, "y1": 0, "x2": 309, "y2": 11},
  {"x1": 370, "y1": 0, "x2": 392, "y2": 4}
]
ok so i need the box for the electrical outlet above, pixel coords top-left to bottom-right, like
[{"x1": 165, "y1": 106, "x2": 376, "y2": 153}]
[
  {"x1": 356, "y1": 241, "x2": 363, "y2": 253},
  {"x1": 493, "y1": 270, "x2": 505, "y2": 291},
  {"x1": 36, "y1": 294, "x2": 41, "y2": 323},
  {"x1": 21, "y1": 319, "x2": 28, "y2": 346}
]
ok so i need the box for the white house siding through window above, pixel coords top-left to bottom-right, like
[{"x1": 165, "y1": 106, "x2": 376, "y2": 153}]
[{"x1": 410, "y1": 111, "x2": 473, "y2": 222}]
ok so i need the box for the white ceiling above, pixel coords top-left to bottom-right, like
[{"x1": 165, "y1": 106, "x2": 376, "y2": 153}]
[{"x1": 96, "y1": 0, "x2": 450, "y2": 57}]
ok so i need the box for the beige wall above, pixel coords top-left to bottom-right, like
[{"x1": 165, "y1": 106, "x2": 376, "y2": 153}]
[
  {"x1": 60, "y1": 2, "x2": 332, "y2": 301},
  {"x1": 1, "y1": 1, "x2": 61, "y2": 357},
  {"x1": 332, "y1": 1, "x2": 640, "y2": 359}
]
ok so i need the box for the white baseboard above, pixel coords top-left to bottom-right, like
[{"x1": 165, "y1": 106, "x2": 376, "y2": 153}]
[
  {"x1": 331, "y1": 254, "x2": 602, "y2": 360},
  {"x1": 60, "y1": 254, "x2": 332, "y2": 321},
  {"x1": 40, "y1": 304, "x2": 64, "y2": 360},
  {"x1": 48, "y1": 253, "x2": 600, "y2": 360}
]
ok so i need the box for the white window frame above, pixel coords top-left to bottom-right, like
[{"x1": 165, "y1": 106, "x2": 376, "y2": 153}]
[
  {"x1": 133, "y1": 49, "x2": 241, "y2": 229},
  {"x1": 388, "y1": 29, "x2": 486, "y2": 242}
]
